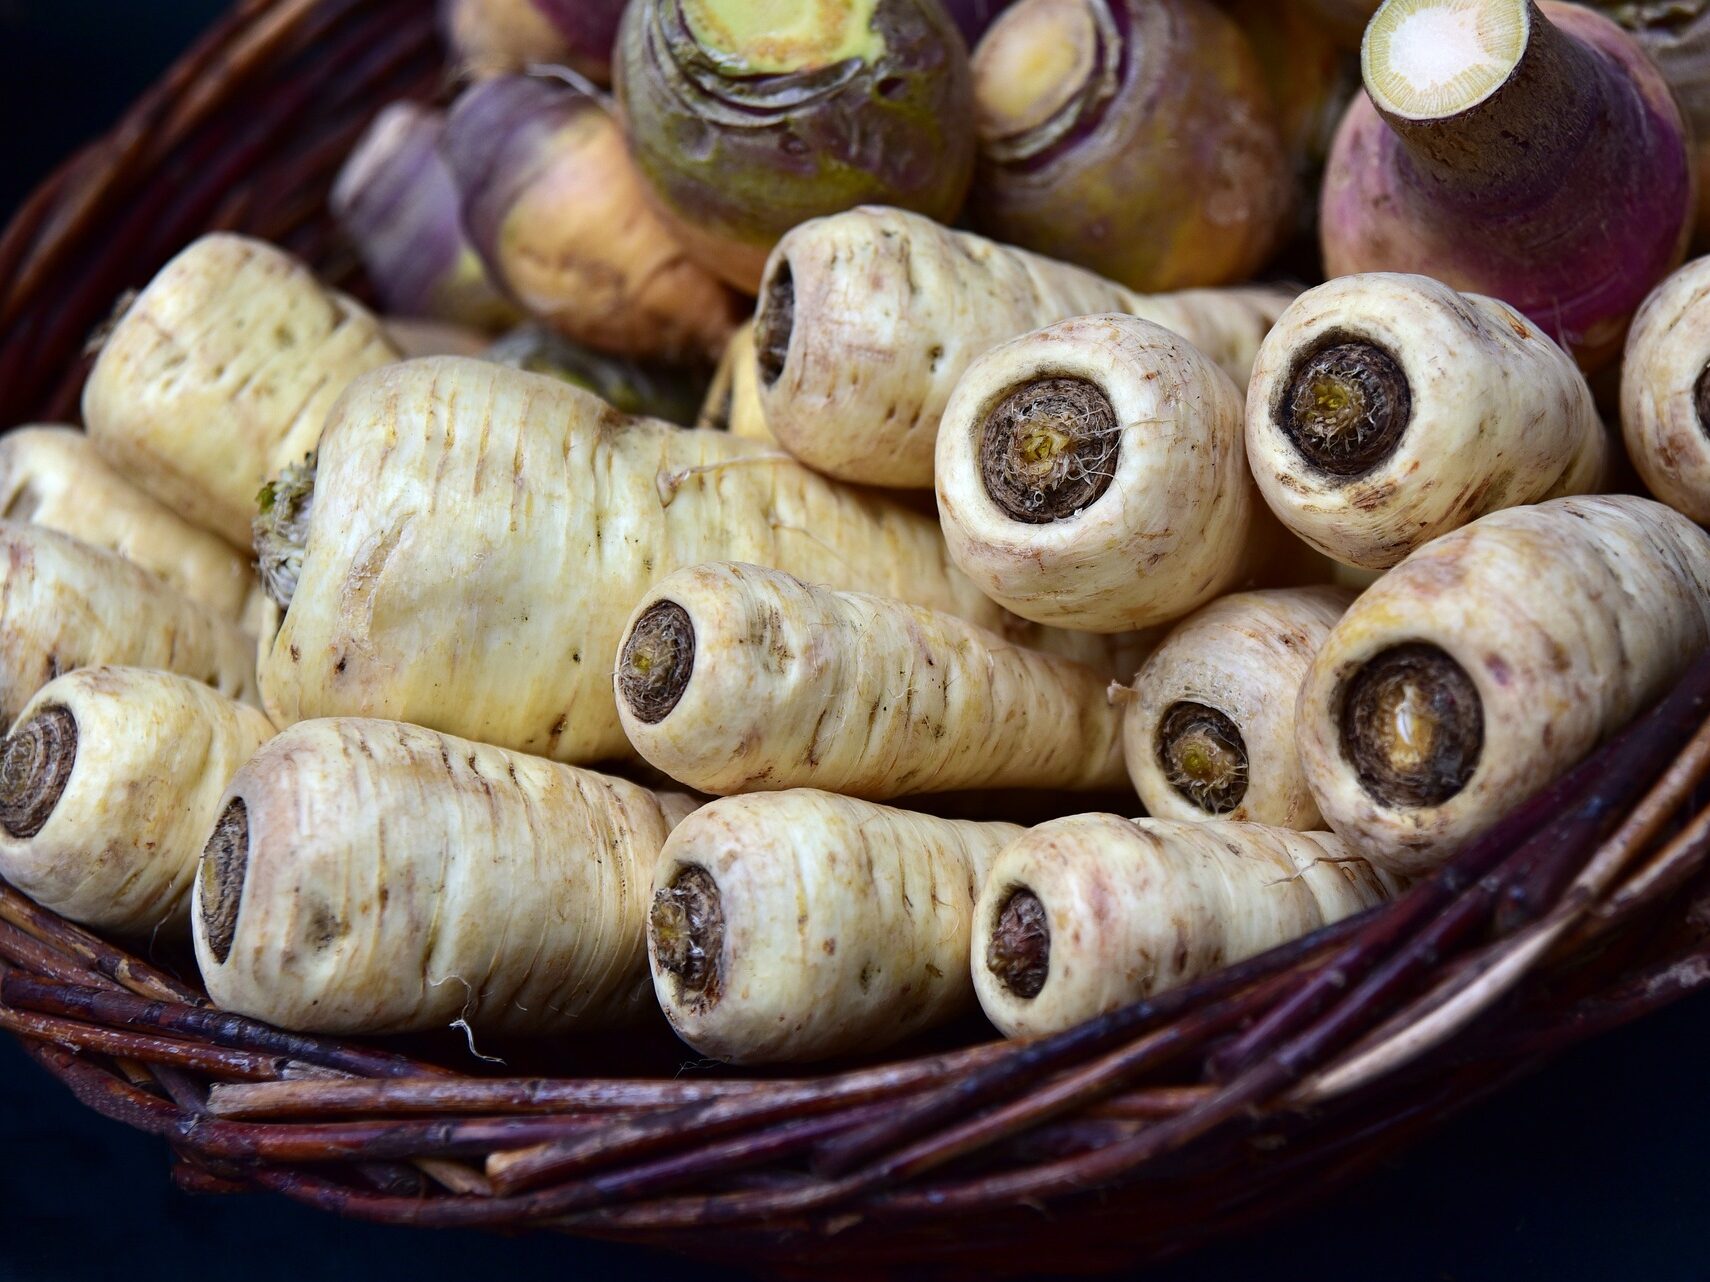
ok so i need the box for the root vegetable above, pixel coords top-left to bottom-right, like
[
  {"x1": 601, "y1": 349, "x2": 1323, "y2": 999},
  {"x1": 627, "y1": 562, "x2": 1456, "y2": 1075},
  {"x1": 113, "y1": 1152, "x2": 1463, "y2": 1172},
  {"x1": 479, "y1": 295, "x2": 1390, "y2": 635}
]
[
  {"x1": 754, "y1": 207, "x2": 1294, "y2": 488},
  {"x1": 972, "y1": 815, "x2": 1397, "y2": 1037},
  {"x1": 615, "y1": 561, "x2": 1127, "y2": 799},
  {"x1": 1222, "y1": 0, "x2": 1359, "y2": 181},
  {"x1": 1321, "y1": 0, "x2": 1693, "y2": 371},
  {"x1": 968, "y1": 0, "x2": 1292, "y2": 293},
  {"x1": 440, "y1": 0, "x2": 627, "y2": 83},
  {"x1": 1296, "y1": 495, "x2": 1710, "y2": 875},
  {"x1": 1245, "y1": 273, "x2": 1608, "y2": 569},
  {"x1": 1620, "y1": 255, "x2": 1710, "y2": 524},
  {"x1": 81, "y1": 235, "x2": 400, "y2": 548},
  {"x1": 1122, "y1": 587, "x2": 1355, "y2": 828},
  {"x1": 648, "y1": 790, "x2": 1022, "y2": 1063},
  {"x1": 1297, "y1": 0, "x2": 1382, "y2": 47},
  {"x1": 613, "y1": 0, "x2": 976, "y2": 293},
  {"x1": 0, "y1": 426, "x2": 256, "y2": 621},
  {"x1": 698, "y1": 322, "x2": 774, "y2": 443},
  {"x1": 384, "y1": 319, "x2": 493, "y2": 360},
  {"x1": 485, "y1": 324, "x2": 708, "y2": 425},
  {"x1": 193, "y1": 717, "x2": 685, "y2": 1035},
  {"x1": 945, "y1": 0, "x2": 1022, "y2": 42},
  {"x1": 0, "y1": 522, "x2": 258, "y2": 723},
  {"x1": 0, "y1": 668, "x2": 273, "y2": 935}
]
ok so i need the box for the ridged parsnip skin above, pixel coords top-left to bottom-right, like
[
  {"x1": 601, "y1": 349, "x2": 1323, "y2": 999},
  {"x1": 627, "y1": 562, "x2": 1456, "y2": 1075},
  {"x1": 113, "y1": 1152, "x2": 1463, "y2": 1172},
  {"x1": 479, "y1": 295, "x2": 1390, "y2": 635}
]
[
  {"x1": 1246, "y1": 274, "x2": 1608, "y2": 569},
  {"x1": 972, "y1": 815, "x2": 1396, "y2": 1037},
  {"x1": 648, "y1": 790, "x2": 1023, "y2": 1063},
  {"x1": 192, "y1": 718, "x2": 683, "y2": 1035},
  {"x1": 935, "y1": 315, "x2": 1255, "y2": 631},
  {"x1": 699, "y1": 322, "x2": 775, "y2": 444},
  {"x1": 1124, "y1": 587, "x2": 1354, "y2": 828},
  {"x1": 82, "y1": 235, "x2": 400, "y2": 547},
  {"x1": 1298, "y1": 496, "x2": 1710, "y2": 876},
  {"x1": 0, "y1": 427, "x2": 257, "y2": 620},
  {"x1": 617, "y1": 562, "x2": 1127, "y2": 798},
  {"x1": 1621, "y1": 256, "x2": 1710, "y2": 523},
  {"x1": 263, "y1": 358, "x2": 1117, "y2": 763},
  {"x1": 0, "y1": 668, "x2": 274, "y2": 934},
  {"x1": 0, "y1": 522, "x2": 258, "y2": 722},
  {"x1": 755, "y1": 207, "x2": 1295, "y2": 488}
]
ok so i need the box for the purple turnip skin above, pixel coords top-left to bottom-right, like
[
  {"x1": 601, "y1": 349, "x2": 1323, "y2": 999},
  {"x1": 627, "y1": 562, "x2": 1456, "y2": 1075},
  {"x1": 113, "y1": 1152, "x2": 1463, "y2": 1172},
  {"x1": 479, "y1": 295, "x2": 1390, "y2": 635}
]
[{"x1": 1321, "y1": 1, "x2": 1693, "y2": 372}]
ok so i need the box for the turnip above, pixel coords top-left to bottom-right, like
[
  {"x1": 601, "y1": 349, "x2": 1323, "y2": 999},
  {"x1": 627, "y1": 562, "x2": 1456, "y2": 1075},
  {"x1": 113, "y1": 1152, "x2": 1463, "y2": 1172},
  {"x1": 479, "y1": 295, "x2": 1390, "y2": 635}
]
[
  {"x1": 1620, "y1": 255, "x2": 1710, "y2": 524},
  {"x1": 440, "y1": 0, "x2": 627, "y2": 83},
  {"x1": 647, "y1": 789, "x2": 1022, "y2": 1063},
  {"x1": 1245, "y1": 273, "x2": 1608, "y2": 569},
  {"x1": 1296, "y1": 495, "x2": 1710, "y2": 875},
  {"x1": 1222, "y1": 0, "x2": 1359, "y2": 183},
  {"x1": 754, "y1": 207, "x2": 1293, "y2": 489}
]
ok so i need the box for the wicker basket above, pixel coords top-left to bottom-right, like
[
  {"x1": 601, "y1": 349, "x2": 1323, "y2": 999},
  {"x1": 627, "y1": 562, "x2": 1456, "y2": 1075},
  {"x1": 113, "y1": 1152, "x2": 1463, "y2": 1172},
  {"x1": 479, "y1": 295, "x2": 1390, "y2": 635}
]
[{"x1": 5, "y1": 2, "x2": 1710, "y2": 1276}]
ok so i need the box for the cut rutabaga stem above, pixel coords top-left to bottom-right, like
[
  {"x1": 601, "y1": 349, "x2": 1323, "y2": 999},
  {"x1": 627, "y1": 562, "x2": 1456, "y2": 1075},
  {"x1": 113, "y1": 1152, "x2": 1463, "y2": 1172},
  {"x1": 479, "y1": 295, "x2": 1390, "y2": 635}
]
[
  {"x1": 1620, "y1": 256, "x2": 1710, "y2": 524},
  {"x1": 968, "y1": 0, "x2": 1292, "y2": 293},
  {"x1": 440, "y1": 0, "x2": 627, "y2": 83},
  {"x1": 193, "y1": 717, "x2": 685, "y2": 1036},
  {"x1": 1322, "y1": 0, "x2": 1692, "y2": 371},
  {"x1": 1245, "y1": 273, "x2": 1608, "y2": 569},
  {"x1": 935, "y1": 314, "x2": 1257, "y2": 632},
  {"x1": 0, "y1": 427, "x2": 256, "y2": 621},
  {"x1": 697, "y1": 322, "x2": 774, "y2": 444},
  {"x1": 0, "y1": 668, "x2": 273, "y2": 936},
  {"x1": 81, "y1": 235, "x2": 400, "y2": 548},
  {"x1": 754, "y1": 207, "x2": 1294, "y2": 488},
  {"x1": 972, "y1": 815, "x2": 1398, "y2": 1038},
  {"x1": 1296, "y1": 495, "x2": 1710, "y2": 876},
  {"x1": 1122, "y1": 587, "x2": 1355, "y2": 828},
  {"x1": 648, "y1": 790, "x2": 1022, "y2": 1063},
  {"x1": 0, "y1": 522, "x2": 258, "y2": 723},
  {"x1": 615, "y1": 562, "x2": 1127, "y2": 799}
]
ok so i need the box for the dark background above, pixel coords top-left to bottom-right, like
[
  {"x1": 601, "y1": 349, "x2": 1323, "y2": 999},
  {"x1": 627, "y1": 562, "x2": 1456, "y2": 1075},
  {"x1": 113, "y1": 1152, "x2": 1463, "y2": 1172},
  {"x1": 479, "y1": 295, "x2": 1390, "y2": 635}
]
[{"x1": 2, "y1": 3, "x2": 1708, "y2": 1278}]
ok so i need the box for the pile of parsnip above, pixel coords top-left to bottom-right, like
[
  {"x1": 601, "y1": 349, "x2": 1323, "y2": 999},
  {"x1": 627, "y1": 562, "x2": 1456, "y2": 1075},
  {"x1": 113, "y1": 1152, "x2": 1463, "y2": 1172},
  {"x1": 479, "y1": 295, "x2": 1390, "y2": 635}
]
[{"x1": 8, "y1": 0, "x2": 1710, "y2": 1067}]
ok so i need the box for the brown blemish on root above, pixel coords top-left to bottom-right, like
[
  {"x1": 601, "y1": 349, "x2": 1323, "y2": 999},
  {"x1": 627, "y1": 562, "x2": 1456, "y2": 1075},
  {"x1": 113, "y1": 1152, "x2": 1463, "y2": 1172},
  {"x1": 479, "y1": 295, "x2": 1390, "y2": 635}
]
[
  {"x1": 1340, "y1": 643, "x2": 1484, "y2": 808},
  {"x1": 1156, "y1": 701, "x2": 1249, "y2": 815},
  {"x1": 1694, "y1": 362, "x2": 1710, "y2": 442},
  {"x1": 986, "y1": 886, "x2": 1050, "y2": 999},
  {"x1": 618, "y1": 601, "x2": 696, "y2": 725},
  {"x1": 0, "y1": 707, "x2": 77, "y2": 839},
  {"x1": 200, "y1": 798, "x2": 249, "y2": 966},
  {"x1": 1281, "y1": 338, "x2": 1412, "y2": 478},
  {"x1": 650, "y1": 865, "x2": 725, "y2": 1005},
  {"x1": 979, "y1": 376, "x2": 1119, "y2": 523},
  {"x1": 755, "y1": 261, "x2": 794, "y2": 388}
]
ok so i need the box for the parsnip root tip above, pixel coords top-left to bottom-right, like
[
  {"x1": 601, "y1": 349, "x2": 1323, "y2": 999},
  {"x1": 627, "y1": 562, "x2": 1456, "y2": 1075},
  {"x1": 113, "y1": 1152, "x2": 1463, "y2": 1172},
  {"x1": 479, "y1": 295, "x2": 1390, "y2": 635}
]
[
  {"x1": 650, "y1": 865, "x2": 724, "y2": 1004},
  {"x1": 756, "y1": 262, "x2": 794, "y2": 388},
  {"x1": 986, "y1": 885, "x2": 1050, "y2": 1000},
  {"x1": 1339, "y1": 642, "x2": 1484, "y2": 808},
  {"x1": 979, "y1": 376, "x2": 1120, "y2": 523},
  {"x1": 1157, "y1": 700, "x2": 1250, "y2": 815},
  {"x1": 1282, "y1": 338, "x2": 1412, "y2": 477},
  {"x1": 0, "y1": 707, "x2": 77, "y2": 839},
  {"x1": 618, "y1": 600, "x2": 697, "y2": 725},
  {"x1": 200, "y1": 797, "x2": 250, "y2": 966}
]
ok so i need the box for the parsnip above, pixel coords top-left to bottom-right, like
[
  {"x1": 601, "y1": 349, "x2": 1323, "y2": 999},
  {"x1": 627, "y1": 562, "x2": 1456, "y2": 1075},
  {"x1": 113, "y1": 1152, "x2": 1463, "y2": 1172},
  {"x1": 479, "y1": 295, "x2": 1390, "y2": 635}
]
[
  {"x1": 1621, "y1": 256, "x2": 1710, "y2": 524},
  {"x1": 260, "y1": 357, "x2": 1127, "y2": 763},
  {"x1": 82, "y1": 235, "x2": 400, "y2": 547},
  {"x1": 0, "y1": 427, "x2": 256, "y2": 620},
  {"x1": 0, "y1": 668, "x2": 273, "y2": 935},
  {"x1": 698, "y1": 322, "x2": 774, "y2": 444},
  {"x1": 754, "y1": 206, "x2": 1296, "y2": 488},
  {"x1": 0, "y1": 521, "x2": 258, "y2": 722},
  {"x1": 615, "y1": 562, "x2": 1126, "y2": 798},
  {"x1": 1297, "y1": 495, "x2": 1710, "y2": 875},
  {"x1": 1122, "y1": 587, "x2": 1354, "y2": 828},
  {"x1": 647, "y1": 790, "x2": 1023, "y2": 1063},
  {"x1": 1246, "y1": 274, "x2": 1607, "y2": 568},
  {"x1": 193, "y1": 718, "x2": 685, "y2": 1035},
  {"x1": 973, "y1": 815, "x2": 1397, "y2": 1038}
]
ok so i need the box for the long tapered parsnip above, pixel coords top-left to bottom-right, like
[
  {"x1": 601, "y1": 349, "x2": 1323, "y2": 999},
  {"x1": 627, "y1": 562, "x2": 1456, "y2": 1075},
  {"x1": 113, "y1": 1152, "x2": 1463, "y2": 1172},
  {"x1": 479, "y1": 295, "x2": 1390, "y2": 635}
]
[
  {"x1": 973, "y1": 815, "x2": 1397, "y2": 1037},
  {"x1": 698, "y1": 322, "x2": 775, "y2": 444},
  {"x1": 1122, "y1": 587, "x2": 1354, "y2": 828},
  {"x1": 193, "y1": 717, "x2": 686, "y2": 1035},
  {"x1": 753, "y1": 206, "x2": 1296, "y2": 488},
  {"x1": 1297, "y1": 496, "x2": 1710, "y2": 875},
  {"x1": 0, "y1": 427, "x2": 257, "y2": 620},
  {"x1": 1245, "y1": 274, "x2": 1608, "y2": 568},
  {"x1": 0, "y1": 668, "x2": 274, "y2": 935},
  {"x1": 647, "y1": 790, "x2": 1023, "y2": 1063},
  {"x1": 1621, "y1": 256, "x2": 1710, "y2": 524},
  {"x1": 0, "y1": 522, "x2": 258, "y2": 723},
  {"x1": 615, "y1": 562, "x2": 1127, "y2": 798},
  {"x1": 261, "y1": 357, "x2": 1128, "y2": 763},
  {"x1": 82, "y1": 235, "x2": 400, "y2": 547}
]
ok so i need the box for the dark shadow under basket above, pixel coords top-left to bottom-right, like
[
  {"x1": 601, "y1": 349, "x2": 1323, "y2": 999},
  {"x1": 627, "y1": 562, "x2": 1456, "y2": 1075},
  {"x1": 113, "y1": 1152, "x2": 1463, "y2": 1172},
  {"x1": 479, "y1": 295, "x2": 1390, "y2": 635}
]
[{"x1": 5, "y1": 3, "x2": 1710, "y2": 1276}]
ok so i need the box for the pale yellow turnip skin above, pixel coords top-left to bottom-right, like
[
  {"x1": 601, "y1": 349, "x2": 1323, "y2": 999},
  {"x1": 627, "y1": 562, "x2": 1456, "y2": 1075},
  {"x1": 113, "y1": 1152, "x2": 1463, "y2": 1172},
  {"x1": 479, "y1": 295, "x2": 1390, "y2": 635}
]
[
  {"x1": 935, "y1": 314, "x2": 1257, "y2": 632},
  {"x1": 755, "y1": 206, "x2": 1295, "y2": 488},
  {"x1": 1620, "y1": 256, "x2": 1710, "y2": 524},
  {"x1": 616, "y1": 562, "x2": 1127, "y2": 798},
  {"x1": 0, "y1": 668, "x2": 274, "y2": 935},
  {"x1": 1246, "y1": 274, "x2": 1608, "y2": 569},
  {"x1": 1297, "y1": 495, "x2": 1710, "y2": 876},
  {"x1": 262, "y1": 357, "x2": 1127, "y2": 764},
  {"x1": 972, "y1": 814, "x2": 1397, "y2": 1038},
  {"x1": 0, "y1": 427, "x2": 257, "y2": 620},
  {"x1": 82, "y1": 235, "x2": 399, "y2": 548},
  {"x1": 648, "y1": 790, "x2": 1023, "y2": 1063},
  {"x1": 1123, "y1": 587, "x2": 1355, "y2": 828},
  {"x1": 0, "y1": 522, "x2": 258, "y2": 723},
  {"x1": 192, "y1": 717, "x2": 686, "y2": 1036}
]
